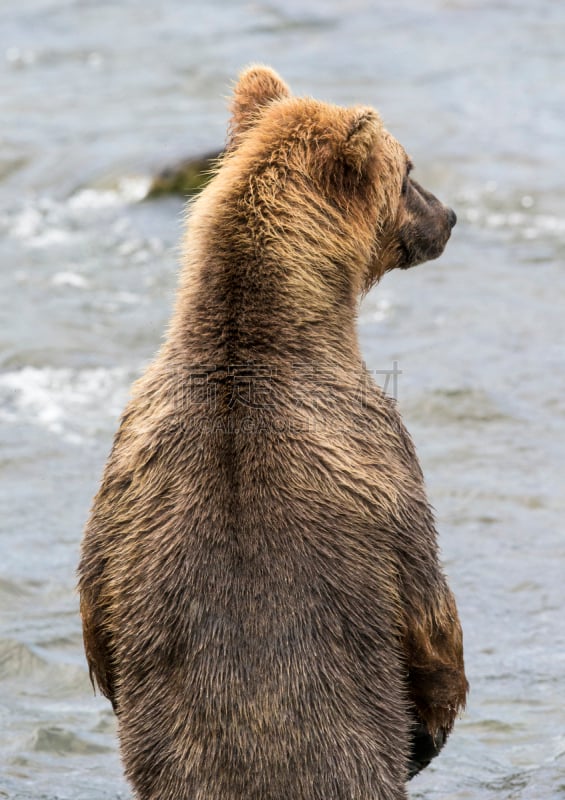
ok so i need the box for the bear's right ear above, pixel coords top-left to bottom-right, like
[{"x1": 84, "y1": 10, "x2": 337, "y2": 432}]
[
  {"x1": 340, "y1": 107, "x2": 382, "y2": 173},
  {"x1": 227, "y1": 65, "x2": 291, "y2": 149}
]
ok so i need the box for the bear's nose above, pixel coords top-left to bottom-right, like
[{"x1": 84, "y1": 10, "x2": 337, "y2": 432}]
[{"x1": 447, "y1": 208, "x2": 457, "y2": 228}]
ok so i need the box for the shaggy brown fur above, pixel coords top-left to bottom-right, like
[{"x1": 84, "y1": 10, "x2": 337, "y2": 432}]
[{"x1": 79, "y1": 66, "x2": 467, "y2": 800}]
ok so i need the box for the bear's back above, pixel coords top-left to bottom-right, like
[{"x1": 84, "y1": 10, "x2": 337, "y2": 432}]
[{"x1": 97, "y1": 363, "x2": 413, "y2": 798}]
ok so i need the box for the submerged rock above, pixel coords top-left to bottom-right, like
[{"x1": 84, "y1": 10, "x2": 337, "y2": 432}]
[{"x1": 147, "y1": 151, "x2": 221, "y2": 198}]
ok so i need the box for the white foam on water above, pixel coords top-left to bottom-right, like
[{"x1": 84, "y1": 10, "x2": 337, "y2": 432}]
[
  {"x1": 11, "y1": 205, "x2": 44, "y2": 239},
  {"x1": 68, "y1": 188, "x2": 124, "y2": 210},
  {"x1": 4, "y1": 46, "x2": 36, "y2": 67},
  {"x1": 69, "y1": 176, "x2": 150, "y2": 211},
  {"x1": 8, "y1": 200, "x2": 74, "y2": 249},
  {"x1": 118, "y1": 176, "x2": 152, "y2": 203},
  {"x1": 0, "y1": 366, "x2": 131, "y2": 443},
  {"x1": 6, "y1": 176, "x2": 151, "y2": 249},
  {"x1": 51, "y1": 271, "x2": 90, "y2": 289}
]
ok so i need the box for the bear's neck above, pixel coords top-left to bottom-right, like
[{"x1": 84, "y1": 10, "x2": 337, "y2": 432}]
[
  {"x1": 168, "y1": 253, "x2": 362, "y2": 369},
  {"x1": 166, "y1": 202, "x2": 363, "y2": 372}
]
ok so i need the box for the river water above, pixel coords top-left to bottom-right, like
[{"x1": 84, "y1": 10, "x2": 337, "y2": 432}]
[{"x1": 1, "y1": 1, "x2": 564, "y2": 797}]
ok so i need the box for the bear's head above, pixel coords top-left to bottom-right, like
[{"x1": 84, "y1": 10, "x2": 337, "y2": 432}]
[{"x1": 225, "y1": 65, "x2": 456, "y2": 294}]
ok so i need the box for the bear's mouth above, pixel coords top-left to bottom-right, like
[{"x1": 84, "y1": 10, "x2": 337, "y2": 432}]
[
  {"x1": 398, "y1": 239, "x2": 413, "y2": 269},
  {"x1": 397, "y1": 223, "x2": 453, "y2": 270}
]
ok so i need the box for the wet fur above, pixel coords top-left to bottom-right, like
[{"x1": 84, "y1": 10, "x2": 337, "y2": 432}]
[{"x1": 79, "y1": 66, "x2": 467, "y2": 800}]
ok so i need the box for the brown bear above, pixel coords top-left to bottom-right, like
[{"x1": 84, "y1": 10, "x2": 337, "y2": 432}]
[{"x1": 79, "y1": 66, "x2": 467, "y2": 800}]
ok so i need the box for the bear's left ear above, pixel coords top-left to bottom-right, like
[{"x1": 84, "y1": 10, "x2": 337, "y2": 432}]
[
  {"x1": 228, "y1": 64, "x2": 291, "y2": 149},
  {"x1": 340, "y1": 107, "x2": 382, "y2": 173}
]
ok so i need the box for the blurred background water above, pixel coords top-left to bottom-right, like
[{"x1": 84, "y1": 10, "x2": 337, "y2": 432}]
[{"x1": 1, "y1": 0, "x2": 564, "y2": 797}]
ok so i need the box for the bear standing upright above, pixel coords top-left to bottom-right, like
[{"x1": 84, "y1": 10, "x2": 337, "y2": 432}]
[{"x1": 79, "y1": 66, "x2": 468, "y2": 800}]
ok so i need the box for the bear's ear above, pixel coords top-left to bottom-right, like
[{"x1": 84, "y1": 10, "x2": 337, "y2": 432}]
[
  {"x1": 340, "y1": 107, "x2": 382, "y2": 173},
  {"x1": 228, "y1": 64, "x2": 291, "y2": 149}
]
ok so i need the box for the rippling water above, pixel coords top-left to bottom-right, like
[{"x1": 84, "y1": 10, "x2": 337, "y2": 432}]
[{"x1": 1, "y1": 1, "x2": 564, "y2": 797}]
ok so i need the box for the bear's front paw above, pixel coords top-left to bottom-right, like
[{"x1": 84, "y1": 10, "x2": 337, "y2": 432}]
[{"x1": 407, "y1": 714, "x2": 447, "y2": 779}]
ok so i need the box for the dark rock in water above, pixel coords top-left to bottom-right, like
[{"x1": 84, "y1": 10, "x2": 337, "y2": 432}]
[{"x1": 147, "y1": 151, "x2": 221, "y2": 198}]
